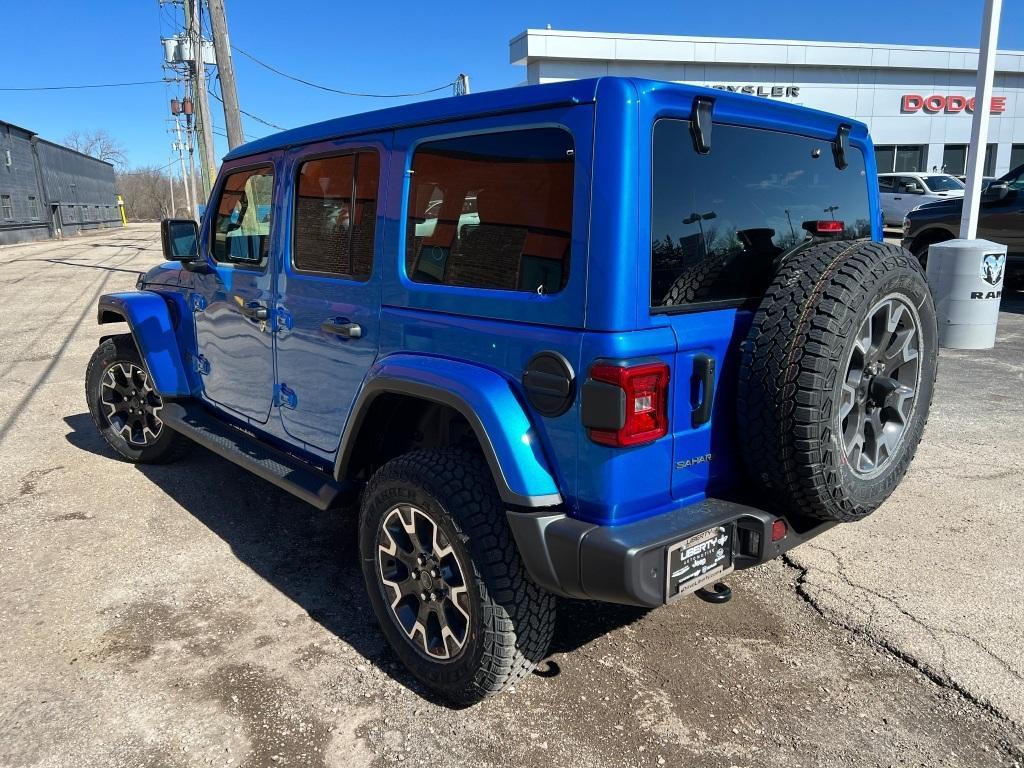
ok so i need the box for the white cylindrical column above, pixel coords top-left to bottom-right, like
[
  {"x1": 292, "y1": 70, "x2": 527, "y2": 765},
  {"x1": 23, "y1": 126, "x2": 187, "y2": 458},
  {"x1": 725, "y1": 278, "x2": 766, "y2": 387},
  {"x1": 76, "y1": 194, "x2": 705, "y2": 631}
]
[{"x1": 927, "y1": 239, "x2": 1006, "y2": 349}]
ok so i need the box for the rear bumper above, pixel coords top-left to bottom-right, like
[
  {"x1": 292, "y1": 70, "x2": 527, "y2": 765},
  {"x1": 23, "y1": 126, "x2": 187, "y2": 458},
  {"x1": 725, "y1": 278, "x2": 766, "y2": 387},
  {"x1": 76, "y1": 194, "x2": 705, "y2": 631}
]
[{"x1": 507, "y1": 498, "x2": 834, "y2": 607}]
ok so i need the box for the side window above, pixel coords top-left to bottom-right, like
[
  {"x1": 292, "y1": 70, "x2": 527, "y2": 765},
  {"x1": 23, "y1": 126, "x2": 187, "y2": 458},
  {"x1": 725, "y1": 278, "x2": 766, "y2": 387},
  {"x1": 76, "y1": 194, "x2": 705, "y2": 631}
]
[
  {"x1": 878, "y1": 177, "x2": 895, "y2": 192},
  {"x1": 1004, "y1": 166, "x2": 1024, "y2": 192},
  {"x1": 293, "y1": 150, "x2": 380, "y2": 278},
  {"x1": 405, "y1": 127, "x2": 574, "y2": 294},
  {"x1": 211, "y1": 166, "x2": 275, "y2": 266}
]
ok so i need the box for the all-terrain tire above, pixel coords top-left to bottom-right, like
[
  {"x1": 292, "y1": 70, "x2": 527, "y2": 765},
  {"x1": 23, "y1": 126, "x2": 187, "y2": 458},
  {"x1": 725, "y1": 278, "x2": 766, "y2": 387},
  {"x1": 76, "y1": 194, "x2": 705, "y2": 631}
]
[
  {"x1": 737, "y1": 240, "x2": 938, "y2": 522},
  {"x1": 661, "y1": 252, "x2": 735, "y2": 306},
  {"x1": 358, "y1": 448, "x2": 555, "y2": 705},
  {"x1": 85, "y1": 334, "x2": 188, "y2": 464}
]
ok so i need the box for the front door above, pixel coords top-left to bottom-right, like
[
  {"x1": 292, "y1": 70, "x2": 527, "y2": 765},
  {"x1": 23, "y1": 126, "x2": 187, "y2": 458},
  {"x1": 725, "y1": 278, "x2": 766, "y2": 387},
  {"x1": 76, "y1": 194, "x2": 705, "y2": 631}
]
[
  {"x1": 273, "y1": 140, "x2": 387, "y2": 452},
  {"x1": 192, "y1": 159, "x2": 279, "y2": 423}
]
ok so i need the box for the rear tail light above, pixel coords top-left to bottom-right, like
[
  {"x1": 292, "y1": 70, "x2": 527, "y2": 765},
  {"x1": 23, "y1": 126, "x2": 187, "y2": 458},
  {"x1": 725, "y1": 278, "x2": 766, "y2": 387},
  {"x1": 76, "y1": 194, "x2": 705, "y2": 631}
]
[{"x1": 588, "y1": 362, "x2": 670, "y2": 447}]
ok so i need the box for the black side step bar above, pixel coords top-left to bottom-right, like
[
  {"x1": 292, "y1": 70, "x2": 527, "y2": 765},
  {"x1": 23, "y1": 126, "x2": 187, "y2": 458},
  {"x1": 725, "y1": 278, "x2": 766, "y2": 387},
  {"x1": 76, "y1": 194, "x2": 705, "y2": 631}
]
[{"x1": 161, "y1": 402, "x2": 346, "y2": 510}]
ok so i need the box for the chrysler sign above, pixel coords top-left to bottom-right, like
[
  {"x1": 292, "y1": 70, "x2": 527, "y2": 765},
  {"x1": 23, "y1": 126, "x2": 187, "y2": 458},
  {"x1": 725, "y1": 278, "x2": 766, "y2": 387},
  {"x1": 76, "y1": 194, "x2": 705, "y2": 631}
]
[
  {"x1": 901, "y1": 94, "x2": 1007, "y2": 114},
  {"x1": 709, "y1": 84, "x2": 801, "y2": 98}
]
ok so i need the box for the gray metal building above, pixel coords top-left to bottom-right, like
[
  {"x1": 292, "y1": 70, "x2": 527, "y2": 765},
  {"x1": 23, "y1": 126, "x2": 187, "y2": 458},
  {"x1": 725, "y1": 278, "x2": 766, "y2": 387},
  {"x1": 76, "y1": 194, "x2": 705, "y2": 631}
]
[{"x1": 1, "y1": 120, "x2": 121, "y2": 246}]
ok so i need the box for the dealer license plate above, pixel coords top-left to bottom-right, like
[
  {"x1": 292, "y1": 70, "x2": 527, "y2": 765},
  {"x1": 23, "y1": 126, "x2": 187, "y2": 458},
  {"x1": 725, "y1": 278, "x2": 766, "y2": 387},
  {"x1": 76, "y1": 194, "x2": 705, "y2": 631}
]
[{"x1": 665, "y1": 524, "x2": 733, "y2": 601}]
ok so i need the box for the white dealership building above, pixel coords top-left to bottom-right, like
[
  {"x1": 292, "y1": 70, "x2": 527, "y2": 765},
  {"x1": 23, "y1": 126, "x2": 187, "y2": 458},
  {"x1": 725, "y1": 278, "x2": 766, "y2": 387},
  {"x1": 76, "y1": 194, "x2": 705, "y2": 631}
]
[{"x1": 510, "y1": 29, "x2": 1024, "y2": 177}]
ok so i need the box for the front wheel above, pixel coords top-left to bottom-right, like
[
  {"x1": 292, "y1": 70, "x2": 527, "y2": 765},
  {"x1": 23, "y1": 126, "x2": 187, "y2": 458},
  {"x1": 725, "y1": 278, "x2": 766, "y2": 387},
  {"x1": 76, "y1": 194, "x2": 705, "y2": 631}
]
[
  {"x1": 359, "y1": 449, "x2": 555, "y2": 705},
  {"x1": 85, "y1": 334, "x2": 187, "y2": 463}
]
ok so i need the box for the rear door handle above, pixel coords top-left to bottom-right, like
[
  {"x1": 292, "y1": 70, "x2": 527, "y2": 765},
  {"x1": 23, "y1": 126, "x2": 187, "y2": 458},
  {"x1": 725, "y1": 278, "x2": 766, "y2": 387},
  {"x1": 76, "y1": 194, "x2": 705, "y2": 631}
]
[
  {"x1": 691, "y1": 353, "x2": 715, "y2": 427},
  {"x1": 239, "y1": 301, "x2": 268, "y2": 320},
  {"x1": 321, "y1": 319, "x2": 362, "y2": 339}
]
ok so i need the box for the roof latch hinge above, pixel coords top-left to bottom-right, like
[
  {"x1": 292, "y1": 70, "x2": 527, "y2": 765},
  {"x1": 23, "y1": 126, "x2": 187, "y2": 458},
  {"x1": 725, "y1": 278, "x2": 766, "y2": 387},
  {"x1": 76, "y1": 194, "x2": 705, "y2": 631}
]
[
  {"x1": 832, "y1": 124, "x2": 851, "y2": 170},
  {"x1": 690, "y1": 96, "x2": 714, "y2": 155}
]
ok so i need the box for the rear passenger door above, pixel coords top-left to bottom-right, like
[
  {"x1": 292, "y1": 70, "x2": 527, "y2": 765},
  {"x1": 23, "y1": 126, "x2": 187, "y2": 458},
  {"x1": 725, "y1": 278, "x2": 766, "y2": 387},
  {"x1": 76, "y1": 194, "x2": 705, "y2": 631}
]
[{"x1": 273, "y1": 139, "x2": 387, "y2": 452}]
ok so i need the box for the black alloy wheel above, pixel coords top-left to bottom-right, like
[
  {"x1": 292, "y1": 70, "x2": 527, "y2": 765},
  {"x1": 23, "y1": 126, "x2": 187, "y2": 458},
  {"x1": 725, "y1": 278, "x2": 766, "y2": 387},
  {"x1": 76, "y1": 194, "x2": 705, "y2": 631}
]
[{"x1": 376, "y1": 503, "x2": 472, "y2": 661}]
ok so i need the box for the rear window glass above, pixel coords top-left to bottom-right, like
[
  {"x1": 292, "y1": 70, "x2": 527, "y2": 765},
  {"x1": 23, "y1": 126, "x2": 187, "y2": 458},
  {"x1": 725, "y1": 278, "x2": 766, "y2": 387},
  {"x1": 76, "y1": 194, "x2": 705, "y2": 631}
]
[
  {"x1": 405, "y1": 128, "x2": 574, "y2": 294},
  {"x1": 651, "y1": 120, "x2": 871, "y2": 309}
]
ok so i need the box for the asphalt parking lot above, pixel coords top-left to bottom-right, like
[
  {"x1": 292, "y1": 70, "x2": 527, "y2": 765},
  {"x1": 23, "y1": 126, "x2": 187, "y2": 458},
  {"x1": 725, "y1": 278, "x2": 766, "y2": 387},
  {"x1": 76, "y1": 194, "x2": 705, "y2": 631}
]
[{"x1": 1, "y1": 224, "x2": 1022, "y2": 768}]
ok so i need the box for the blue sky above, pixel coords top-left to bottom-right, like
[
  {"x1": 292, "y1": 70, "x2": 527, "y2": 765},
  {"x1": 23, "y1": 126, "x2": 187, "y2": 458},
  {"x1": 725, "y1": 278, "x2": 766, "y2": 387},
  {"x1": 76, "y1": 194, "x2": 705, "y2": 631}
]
[{"x1": 3, "y1": 1, "x2": 1023, "y2": 170}]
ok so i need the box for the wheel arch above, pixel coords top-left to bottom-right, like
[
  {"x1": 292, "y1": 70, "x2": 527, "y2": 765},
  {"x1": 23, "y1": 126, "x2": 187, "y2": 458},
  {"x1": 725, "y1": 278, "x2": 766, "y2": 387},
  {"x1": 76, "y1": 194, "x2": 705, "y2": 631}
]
[
  {"x1": 908, "y1": 225, "x2": 956, "y2": 260},
  {"x1": 336, "y1": 355, "x2": 563, "y2": 509},
  {"x1": 97, "y1": 291, "x2": 194, "y2": 397}
]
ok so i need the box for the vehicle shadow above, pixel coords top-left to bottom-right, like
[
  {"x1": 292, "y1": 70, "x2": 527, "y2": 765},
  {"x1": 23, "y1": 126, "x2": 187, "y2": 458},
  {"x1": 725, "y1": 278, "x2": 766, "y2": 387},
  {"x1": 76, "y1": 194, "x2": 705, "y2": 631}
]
[{"x1": 63, "y1": 412, "x2": 645, "y2": 705}]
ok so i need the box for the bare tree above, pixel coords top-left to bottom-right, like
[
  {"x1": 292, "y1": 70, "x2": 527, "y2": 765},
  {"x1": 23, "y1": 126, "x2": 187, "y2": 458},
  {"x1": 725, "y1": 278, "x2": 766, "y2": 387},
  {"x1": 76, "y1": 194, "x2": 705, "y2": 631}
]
[
  {"x1": 116, "y1": 167, "x2": 189, "y2": 221},
  {"x1": 64, "y1": 129, "x2": 128, "y2": 168}
]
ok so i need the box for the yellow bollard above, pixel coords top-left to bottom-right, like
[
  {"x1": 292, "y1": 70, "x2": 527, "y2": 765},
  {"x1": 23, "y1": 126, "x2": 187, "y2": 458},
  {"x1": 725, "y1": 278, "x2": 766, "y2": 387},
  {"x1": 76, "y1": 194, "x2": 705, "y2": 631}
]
[{"x1": 116, "y1": 195, "x2": 127, "y2": 226}]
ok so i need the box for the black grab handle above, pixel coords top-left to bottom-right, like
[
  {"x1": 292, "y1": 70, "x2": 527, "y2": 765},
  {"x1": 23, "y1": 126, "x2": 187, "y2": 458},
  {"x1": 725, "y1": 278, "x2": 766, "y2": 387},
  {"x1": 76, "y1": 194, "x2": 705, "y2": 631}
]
[{"x1": 691, "y1": 353, "x2": 716, "y2": 427}]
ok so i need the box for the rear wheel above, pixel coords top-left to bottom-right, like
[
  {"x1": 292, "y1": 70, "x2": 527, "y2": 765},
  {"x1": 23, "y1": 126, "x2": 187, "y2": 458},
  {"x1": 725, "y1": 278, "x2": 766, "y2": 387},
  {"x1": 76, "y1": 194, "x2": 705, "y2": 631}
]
[
  {"x1": 737, "y1": 240, "x2": 937, "y2": 522},
  {"x1": 85, "y1": 334, "x2": 187, "y2": 463},
  {"x1": 359, "y1": 449, "x2": 555, "y2": 705}
]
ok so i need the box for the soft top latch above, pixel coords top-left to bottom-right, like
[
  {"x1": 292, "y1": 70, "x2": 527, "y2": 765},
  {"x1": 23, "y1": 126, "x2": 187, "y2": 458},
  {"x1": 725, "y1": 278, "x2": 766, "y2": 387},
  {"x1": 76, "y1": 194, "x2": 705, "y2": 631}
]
[
  {"x1": 832, "y1": 123, "x2": 851, "y2": 170},
  {"x1": 690, "y1": 96, "x2": 714, "y2": 155}
]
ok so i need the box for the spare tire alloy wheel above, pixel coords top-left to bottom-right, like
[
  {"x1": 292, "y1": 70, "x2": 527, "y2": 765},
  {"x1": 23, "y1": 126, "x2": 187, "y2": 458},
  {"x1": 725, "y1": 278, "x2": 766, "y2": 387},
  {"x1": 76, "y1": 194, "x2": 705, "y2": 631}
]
[
  {"x1": 840, "y1": 295, "x2": 921, "y2": 478},
  {"x1": 377, "y1": 504, "x2": 471, "y2": 661},
  {"x1": 100, "y1": 362, "x2": 164, "y2": 446},
  {"x1": 737, "y1": 240, "x2": 938, "y2": 523}
]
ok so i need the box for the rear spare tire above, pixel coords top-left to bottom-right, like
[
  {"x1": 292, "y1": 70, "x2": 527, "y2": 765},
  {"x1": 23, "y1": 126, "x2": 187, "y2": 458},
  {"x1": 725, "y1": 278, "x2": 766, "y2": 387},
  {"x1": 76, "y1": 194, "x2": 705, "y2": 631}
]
[{"x1": 737, "y1": 240, "x2": 937, "y2": 522}]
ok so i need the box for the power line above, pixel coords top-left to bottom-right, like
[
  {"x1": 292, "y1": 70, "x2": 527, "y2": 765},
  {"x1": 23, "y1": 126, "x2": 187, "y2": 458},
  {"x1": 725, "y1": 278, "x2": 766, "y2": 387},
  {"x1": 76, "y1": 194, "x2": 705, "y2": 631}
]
[
  {"x1": 208, "y1": 78, "x2": 286, "y2": 132},
  {"x1": 231, "y1": 44, "x2": 457, "y2": 98},
  {"x1": 0, "y1": 80, "x2": 165, "y2": 92}
]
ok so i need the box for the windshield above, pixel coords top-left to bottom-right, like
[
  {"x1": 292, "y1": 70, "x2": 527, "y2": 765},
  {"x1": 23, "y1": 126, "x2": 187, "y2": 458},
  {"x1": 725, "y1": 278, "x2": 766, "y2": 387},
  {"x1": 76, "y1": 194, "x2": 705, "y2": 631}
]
[
  {"x1": 921, "y1": 176, "x2": 964, "y2": 192},
  {"x1": 651, "y1": 120, "x2": 871, "y2": 309}
]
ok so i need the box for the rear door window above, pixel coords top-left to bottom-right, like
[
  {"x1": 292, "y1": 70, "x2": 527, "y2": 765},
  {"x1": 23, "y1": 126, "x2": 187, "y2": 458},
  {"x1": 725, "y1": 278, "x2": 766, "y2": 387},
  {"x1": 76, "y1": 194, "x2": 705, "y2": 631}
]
[
  {"x1": 293, "y1": 150, "x2": 380, "y2": 279},
  {"x1": 405, "y1": 128, "x2": 574, "y2": 294},
  {"x1": 651, "y1": 120, "x2": 871, "y2": 310}
]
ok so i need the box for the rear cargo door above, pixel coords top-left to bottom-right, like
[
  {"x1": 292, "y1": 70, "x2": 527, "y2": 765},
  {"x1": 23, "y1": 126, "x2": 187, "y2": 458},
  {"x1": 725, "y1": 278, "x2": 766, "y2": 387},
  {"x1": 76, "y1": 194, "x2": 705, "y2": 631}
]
[{"x1": 649, "y1": 118, "x2": 874, "y2": 502}]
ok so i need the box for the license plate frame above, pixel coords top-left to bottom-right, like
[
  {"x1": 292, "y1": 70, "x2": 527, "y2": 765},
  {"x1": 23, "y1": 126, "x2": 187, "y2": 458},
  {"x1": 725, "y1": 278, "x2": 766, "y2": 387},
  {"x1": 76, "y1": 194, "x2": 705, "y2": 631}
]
[{"x1": 665, "y1": 523, "x2": 734, "y2": 601}]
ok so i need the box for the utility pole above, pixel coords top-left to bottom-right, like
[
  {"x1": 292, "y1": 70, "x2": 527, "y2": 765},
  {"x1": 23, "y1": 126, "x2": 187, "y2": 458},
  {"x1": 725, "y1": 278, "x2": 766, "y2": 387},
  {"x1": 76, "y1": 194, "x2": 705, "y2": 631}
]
[
  {"x1": 454, "y1": 73, "x2": 471, "y2": 95},
  {"x1": 182, "y1": 97, "x2": 200, "y2": 221},
  {"x1": 172, "y1": 126, "x2": 193, "y2": 218},
  {"x1": 168, "y1": 160, "x2": 176, "y2": 216},
  {"x1": 207, "y1": 0, "x2": 245, "y2": 149},
  {"x1": 185, "y1": 0, "x2": 217, "y2": 201},
  {"x1": 170, "y1": 98, "x2": 195, "y2": 219}
]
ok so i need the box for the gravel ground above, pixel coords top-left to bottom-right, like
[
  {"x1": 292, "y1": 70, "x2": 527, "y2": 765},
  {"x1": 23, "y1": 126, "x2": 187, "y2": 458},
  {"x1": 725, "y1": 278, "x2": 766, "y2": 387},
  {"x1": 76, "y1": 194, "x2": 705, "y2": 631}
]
[{"x1": 0, "y1": 225, "x2": 1021, "y2": 768}]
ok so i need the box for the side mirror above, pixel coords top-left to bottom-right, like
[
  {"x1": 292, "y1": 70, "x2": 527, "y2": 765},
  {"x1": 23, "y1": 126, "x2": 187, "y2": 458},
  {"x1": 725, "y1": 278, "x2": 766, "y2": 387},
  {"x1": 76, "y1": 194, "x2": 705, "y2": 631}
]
[
  {"x1": 983, "y1": 183, "x2": 1010, "y2": 201},
  {"x1": 905, "y1": 183, "x2": 923, "y2": 194},
  {"x1": 160, "y1": 218, "x2": 199, "y2": 262}
]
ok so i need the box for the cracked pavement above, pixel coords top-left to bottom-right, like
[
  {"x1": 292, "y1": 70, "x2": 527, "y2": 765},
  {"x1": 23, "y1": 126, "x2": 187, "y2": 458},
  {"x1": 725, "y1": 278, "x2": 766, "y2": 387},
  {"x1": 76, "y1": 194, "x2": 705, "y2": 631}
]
[
  {"x1": 0, "y1": 225, "x2": 1022, "y2": 767},
  {"x1": 788, "y1": 294, "x2": 1024, "y2": 725}
]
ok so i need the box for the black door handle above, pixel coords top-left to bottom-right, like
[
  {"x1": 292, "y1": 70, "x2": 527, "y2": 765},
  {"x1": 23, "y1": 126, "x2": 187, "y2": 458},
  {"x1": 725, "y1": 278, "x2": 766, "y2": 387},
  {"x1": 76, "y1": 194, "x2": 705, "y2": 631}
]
[
  {"x1": 692, "y1": 353, "x2": 715, "y2": 427},
  {"x1": 239, "y1": 302, "x2": 268, "y2": 321},
  {"x1": 321, "y1": 319, "x2": 362, "y2": 339}
]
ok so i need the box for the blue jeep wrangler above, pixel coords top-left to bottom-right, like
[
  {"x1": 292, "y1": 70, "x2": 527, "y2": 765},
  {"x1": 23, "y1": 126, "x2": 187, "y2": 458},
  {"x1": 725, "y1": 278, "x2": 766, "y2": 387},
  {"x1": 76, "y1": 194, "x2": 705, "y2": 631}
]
[{"x1": 86, "y1": 78, "x2": 937, "y2": 704}]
